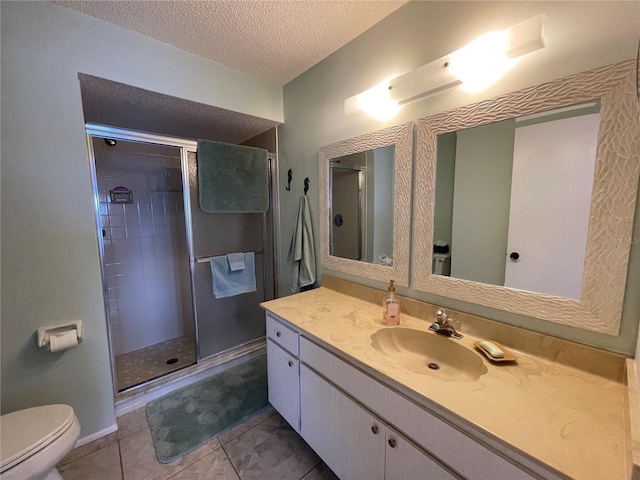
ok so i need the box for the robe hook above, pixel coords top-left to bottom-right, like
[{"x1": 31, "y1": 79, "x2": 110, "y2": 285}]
[
  {"x1": 286, "y1": 169, "x2": 292, "y2": 191},
  {"x1": 304, "y1": 177, "x2": 309, "y2": 196}
]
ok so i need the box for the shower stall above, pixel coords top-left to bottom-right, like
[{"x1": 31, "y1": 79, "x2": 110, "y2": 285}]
[{"x1": 87, "y1": 125, "x2": 277, "y2": 393}]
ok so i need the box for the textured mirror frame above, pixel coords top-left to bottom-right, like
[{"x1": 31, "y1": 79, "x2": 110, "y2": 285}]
[
  {"x1": 412, "y1": 60, "x2": 640, "y2": 335},
  {"x1": 319, "y1": 123, "x2": 413, "y2": 286}
]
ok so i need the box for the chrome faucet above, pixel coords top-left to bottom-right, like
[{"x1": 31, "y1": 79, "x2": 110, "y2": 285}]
[{"x1": 429, "y1": 308, "x2": 463, "y2": 339}]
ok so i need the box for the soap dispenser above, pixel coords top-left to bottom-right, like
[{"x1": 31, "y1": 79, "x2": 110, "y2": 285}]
[{"x1": 383, "y1": 279, "x2": 400, "y2": 325}]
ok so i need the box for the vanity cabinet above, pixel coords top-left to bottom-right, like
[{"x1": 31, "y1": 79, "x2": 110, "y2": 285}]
[
  {"x1": 266, "y1": 314, "x2": 300, "y2": 432},
  {"x1": 301, "y1": 364, "x2": 459, "y2": 480},
  {"x1": 300, "y1": 364, "x2": 384, "y2": 479},
  {"x1": 265, "y1": 312, "x2": 537, "y2": 480}
]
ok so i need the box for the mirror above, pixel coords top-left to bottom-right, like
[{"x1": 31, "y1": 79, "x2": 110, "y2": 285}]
[
  {"x1": 320, "y1": 123, "x2": 412, "y2": 286},
  {"x1": 412, "y1": 60, "x2": 640, "y2": 335},
  {"x1": 330, "y1": 146, "x2": 395, "y2": 264},
  {"x1": 433, "y1": 101, "x2": 600, "y2": 300}
]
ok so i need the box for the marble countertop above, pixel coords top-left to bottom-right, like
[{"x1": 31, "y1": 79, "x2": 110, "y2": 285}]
[{"x1": 262, "y1": 287, "x2": 630, "y2": 480}]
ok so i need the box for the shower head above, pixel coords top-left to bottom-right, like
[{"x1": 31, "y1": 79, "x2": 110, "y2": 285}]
[{"x1": 104, "y1": 138, "x2": 117, "y2": 147}]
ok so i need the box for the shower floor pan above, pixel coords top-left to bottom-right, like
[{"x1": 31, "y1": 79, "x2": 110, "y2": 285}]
[{"x1": 115, "y1": 336, "x2": 196, "y2": 391}]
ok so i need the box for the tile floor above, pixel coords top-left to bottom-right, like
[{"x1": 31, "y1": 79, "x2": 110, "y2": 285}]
[
  {"x1": 115, "y1": 336, "x2": 196, "y2": 391},
  {"x1": 58, "y1": 405, "x2": 338, "y2": 480}
]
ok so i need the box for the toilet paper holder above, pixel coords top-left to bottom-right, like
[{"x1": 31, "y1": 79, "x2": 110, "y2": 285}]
[{"x1": 37, "y1": 320, "x2": 83, "y2": 350}]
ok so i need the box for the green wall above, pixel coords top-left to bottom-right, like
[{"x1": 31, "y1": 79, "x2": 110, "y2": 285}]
[
  {"x1": 1, "y1": 1, "x2": 282, "y2": 439},
  {"x1": 279, "y1": 1, "x2": 640, "y2": 355},
  {"x1": 433, "y1": 133, "x2": 456, "y2": 249},
  {"x1": 451, "y1": 120, "x2": 515, "y2": 285}
]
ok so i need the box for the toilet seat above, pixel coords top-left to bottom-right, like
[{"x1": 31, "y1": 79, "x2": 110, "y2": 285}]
[{"x1": 0, "y1": 405, "x2": 76, "y2": 473}]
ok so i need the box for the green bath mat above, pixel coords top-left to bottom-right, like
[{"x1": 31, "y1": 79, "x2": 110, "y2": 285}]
[{"x1": 146, "y1": 354, "x2": 268, "y2": 464}]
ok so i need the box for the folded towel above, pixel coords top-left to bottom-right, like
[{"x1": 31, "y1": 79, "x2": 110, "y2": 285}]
[
  {"x1": 288, "y1": 195, "x2": 316, "y2": 292},
  {"x1": 226, "y1": 252, "x2": 246, "y2": 271},
  {"x1": 197, "y1": 140, "x2": 269, "y2": 213},
  {"x1": 210, "y1": 252, "x2": 256, "y2": 298},
  {"x1": 378, "y1": 255, "x2": 393, "y2": 266}
]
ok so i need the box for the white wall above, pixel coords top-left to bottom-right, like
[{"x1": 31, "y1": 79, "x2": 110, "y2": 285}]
[
  {"x1": 1, "y1": 1, "x2": 282, "y2": 438},
  {"x1": 279, "y1": 1, "x2": 640, "y2": 354}
]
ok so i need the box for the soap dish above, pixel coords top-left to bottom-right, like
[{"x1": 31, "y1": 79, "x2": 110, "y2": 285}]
[{"x1": 473, "y1": 340, "x2": 518, "y2": 363}]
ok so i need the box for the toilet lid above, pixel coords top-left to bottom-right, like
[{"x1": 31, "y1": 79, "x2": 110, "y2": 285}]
[{"x1": 0, "y1": 404, "x2": 76, "y2": 472}]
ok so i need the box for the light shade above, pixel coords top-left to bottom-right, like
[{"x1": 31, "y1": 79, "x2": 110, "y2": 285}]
[
  {"x1": 388, "y1": 54, "x2": 461, "y2": 104},
  {"x1": 345, "y1": 14, "x2": 545, "y2": 118},
  {"x1": 344, "y1": 79, "x2": 400, "y2": 121}
]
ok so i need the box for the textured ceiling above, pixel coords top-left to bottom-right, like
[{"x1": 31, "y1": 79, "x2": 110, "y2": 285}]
[
  {"x1": 54, "y1": 1, "x2": 408, "y2": 85},
  {"x1": 79, "y1": 74, "x2": 280, "y2": 144}
]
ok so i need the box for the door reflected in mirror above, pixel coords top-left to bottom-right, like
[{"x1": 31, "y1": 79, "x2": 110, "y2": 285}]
[
  {"x1": 330, "y1": 145, "x2": 395, "y2": 265},
  {"x1": 433, "y1": 100, "x2": 600, "y2": 299}
]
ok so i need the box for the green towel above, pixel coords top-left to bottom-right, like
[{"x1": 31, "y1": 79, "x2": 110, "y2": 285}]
[
  {"x1": 288, "y1": 195, "x2": 316, "y2": 292},
  {"x1": 197, "y1": 140, "x2": 269, "y2": 213}
]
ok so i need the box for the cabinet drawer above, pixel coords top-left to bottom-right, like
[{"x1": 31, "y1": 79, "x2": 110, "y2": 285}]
[
  {"x1": 300, "y1": 337, "x2": 536, "y2": 480},
  {"x1": 266, "y1": 313, "x2": 299, "y2": 355}
]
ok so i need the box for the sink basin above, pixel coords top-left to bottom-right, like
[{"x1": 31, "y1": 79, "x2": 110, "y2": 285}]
[{"x1": 370, "y1": 327, "x2": 487, "y2": 381}]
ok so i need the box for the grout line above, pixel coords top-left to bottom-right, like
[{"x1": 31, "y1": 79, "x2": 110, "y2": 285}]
[
  {"x1": 216, "y1": 409, "x2": 278, "y2": 478},
  {"x1": 220, "y1": 443, "x2": 242, "y2": 480},
  {"x1": 58, "y1": 432, "x2": 120, "y2": 468},
  {"x1": 299, "y1": 460, "x2": 323, "y2": 480},
  {"x1": 165, "y1": 450, "x2": 215, "y2": 480},
  {"x1": 117, "y1": 438, "x2": 125, "y2": 480},
  {"x1": 218, "y1": 406, "x2": 276, "y2": 446}
]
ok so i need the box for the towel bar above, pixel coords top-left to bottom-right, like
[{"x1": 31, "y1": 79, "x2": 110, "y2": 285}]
[{"x1": 195, "y1": 251, "x2": 264, "y2": 263}]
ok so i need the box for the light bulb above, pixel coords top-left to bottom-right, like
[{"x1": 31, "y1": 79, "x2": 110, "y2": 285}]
[
  {"x1": 355, "y1": 80, "x2": 400, "y2": 122},
  {"x1": 449, "y1": 30, "x2": 519, "y2": 93}
]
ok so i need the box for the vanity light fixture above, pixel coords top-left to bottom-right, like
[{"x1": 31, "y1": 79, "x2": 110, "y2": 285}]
[
  {"x1": 343, "y1": 78, "x2": 400, "y2": 122},
  {"x1": 345, "y1": 14, "x2": 545, "y2": 120}
]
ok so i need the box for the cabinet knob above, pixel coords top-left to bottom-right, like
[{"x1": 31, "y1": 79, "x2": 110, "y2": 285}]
[
  {"x1": 276, "y1": 331, "x2": 281, "y2": 337},
  {"x1": 288, "y1": 361, "x2": 293, "y2": 367},
  {"x1": 371, "y1": 425, "x2": 378, "y2": 435},
  {"x1": 388, "y1": 438, "x2": 396, "y2": 448}
]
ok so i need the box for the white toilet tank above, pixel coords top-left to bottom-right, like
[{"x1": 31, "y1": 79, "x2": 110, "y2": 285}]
[
  {"x1": 433, "y1": 253, "x2": 451, "y2": 276},
  {"x1": 1, "y1": 404, "x2": 80, "y2": 480}
]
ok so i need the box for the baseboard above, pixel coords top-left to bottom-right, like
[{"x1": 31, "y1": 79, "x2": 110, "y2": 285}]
[
  {"x1": 75, "y1": 424, "x2": 118, "y2": 448},
  {"x1": 114, "y1": 344, "x2": 266, "y2": 417}
]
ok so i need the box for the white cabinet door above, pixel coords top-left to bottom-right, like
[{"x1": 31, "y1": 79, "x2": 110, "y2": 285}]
[
  {"x1": 385, "y1": 429, "x2": 459, "y2": 480},
  {"x1": 300, "y1": 365, "x2": 385, "y2": 480},
  {"x1": 267, "y1": 339, "x2": 300, "y2": 432}
]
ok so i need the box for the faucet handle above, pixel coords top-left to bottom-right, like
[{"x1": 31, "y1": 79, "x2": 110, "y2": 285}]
[
  {"x1": 435, "y1": 308, "x2": 448, "y2": 322},
  {"x1": 448, "y1": 316, "x2": 462, "y2": 331}
]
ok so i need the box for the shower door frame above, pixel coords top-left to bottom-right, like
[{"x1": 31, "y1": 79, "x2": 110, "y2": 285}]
[
  {"x1": 86, "y1": 124, "x2": 199, "y2": 395},
  {"x1": 329, "y1": 161, "x2": 366, "y2": 260},
  {"x1": 86, "y1": 124, "x2": 280, "y2": 395}
]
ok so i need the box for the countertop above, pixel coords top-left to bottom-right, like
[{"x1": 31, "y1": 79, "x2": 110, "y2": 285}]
[{"x1": 261, "y1": 287, "x2": 630, "y2": 480}]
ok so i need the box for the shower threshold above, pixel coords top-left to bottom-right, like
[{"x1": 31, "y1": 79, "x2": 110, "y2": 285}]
[{"x1": 114, "y1": 337, "x2": 266, "y2": 416}]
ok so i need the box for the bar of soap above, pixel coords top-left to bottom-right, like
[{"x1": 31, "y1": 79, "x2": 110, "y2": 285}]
[{"x1": 479, "y1": 340, "x2": 504, "y2": 359}]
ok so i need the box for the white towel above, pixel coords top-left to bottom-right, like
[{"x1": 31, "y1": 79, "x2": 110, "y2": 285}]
[{"x1": 288, "y1": 195, "x2": 316, "y2": 292}]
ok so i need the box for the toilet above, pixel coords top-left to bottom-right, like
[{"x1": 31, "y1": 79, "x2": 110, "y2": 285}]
[
  {"x1": 0, "y1": 405, "x2": 81, "y2": 480},
  {"x1": 433, "y1": 253, "x2": 451, "y2": 276}
]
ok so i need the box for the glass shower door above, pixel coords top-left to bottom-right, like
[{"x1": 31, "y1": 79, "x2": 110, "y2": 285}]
[{"x1": 186, "y1": 151, "x2": 272, "y2": 360}]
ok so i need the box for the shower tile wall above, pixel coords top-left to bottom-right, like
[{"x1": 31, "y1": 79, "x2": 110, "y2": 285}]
[{"x1": 95, "y1": 142, "x2": 193, "y2": 357}]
